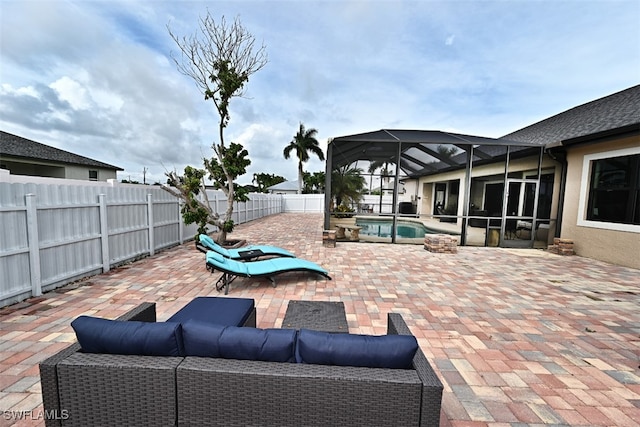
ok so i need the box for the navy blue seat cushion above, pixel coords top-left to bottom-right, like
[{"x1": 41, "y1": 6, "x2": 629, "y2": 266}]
[
  {"x1": 296, "y1": 329, "x2": 418, "y2": 369},
  {"x1": 71, "y1": 316, "x2": 184, "y2": 356},
  {"x1": 182, "y1": 321, "x2": 297, "y2": 362},
  {"x1": 166, "y1": 296, "x2": 254, "y2": 327}
]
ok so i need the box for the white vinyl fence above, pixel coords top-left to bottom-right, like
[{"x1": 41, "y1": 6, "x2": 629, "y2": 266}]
[
  {"x1": 279, "y1": 194, "x2": 394, "y2": 214},
  {"x1": 281, "y1": 194, "x2": 324, "y2": 212},
  {"x1": 0, "y1": 178, "x2": 283, "y2": 308},
  {"x1": 0, "y1": 172, "x2": 393, "y2": 309}
]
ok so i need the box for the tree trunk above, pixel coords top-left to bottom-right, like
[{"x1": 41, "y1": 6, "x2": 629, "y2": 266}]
[{"x1": 297, "y1": 162, "x2": 304, "y2": 194}]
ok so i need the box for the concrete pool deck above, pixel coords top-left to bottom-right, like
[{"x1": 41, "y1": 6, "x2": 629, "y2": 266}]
[{"x1": 0, "y1": 213, "x2": 639, "y2": 426}]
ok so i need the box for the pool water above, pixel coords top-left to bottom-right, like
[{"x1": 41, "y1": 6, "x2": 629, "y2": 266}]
[{"x1": 355, "y1": 219, "x2": 435, "y2": 238}]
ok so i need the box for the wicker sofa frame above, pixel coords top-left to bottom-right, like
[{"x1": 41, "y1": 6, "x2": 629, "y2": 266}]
[{"x1": 40, "y1": 302, "x2": 442, "y2": 427}]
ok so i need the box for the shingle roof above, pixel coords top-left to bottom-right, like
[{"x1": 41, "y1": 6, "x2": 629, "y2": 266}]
[
  {"x1": 0, "y1": 131, "x2": 123, "y2": 170},
  {"x1": 502, "y1": 84, "x2": 640, "y2": 146}
]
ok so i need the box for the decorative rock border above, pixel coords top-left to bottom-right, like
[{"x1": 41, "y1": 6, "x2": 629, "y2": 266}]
[
  {"x1": 323, "y1": 230, "x2": 337, "y2": 248},
  {"x1": 548, "y1": 237, "x2": 575, "y2": 255},
  {"x1": 424, "y1": 234, "x2": 458, "y2": 253}
]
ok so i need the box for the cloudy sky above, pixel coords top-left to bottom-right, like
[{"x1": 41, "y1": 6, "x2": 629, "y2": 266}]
[{"x1": 1, "y1": 0, "x2": 639, "y2": 185}]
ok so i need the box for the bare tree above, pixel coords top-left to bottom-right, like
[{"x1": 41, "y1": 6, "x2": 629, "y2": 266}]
[{"x1": 164, "y1": 12, "x2": 267, "y2": 243}]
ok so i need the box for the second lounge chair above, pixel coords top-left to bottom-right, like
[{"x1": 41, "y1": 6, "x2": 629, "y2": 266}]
[
  {"x1": 205, "y1": 251, "x2": 331, "y2": 294},
  {"x1": 196, "y1": 234, "x2": 295, "y2": 260}
]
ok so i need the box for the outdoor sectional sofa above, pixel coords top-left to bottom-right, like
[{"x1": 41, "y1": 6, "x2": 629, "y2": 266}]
[{"x1": 40, "y1": 297, "x2": 443, "y2": 427}]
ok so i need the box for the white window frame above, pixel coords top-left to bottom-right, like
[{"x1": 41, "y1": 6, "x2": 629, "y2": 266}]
[{"x1": 577, "y1": 146, "x2": 640, "y2": 233}]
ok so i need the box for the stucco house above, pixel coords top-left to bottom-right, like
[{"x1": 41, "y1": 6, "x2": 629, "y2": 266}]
[
  {"x1": 0, "y1": 131, "x2": 122, "y2": 181},
  {"x1": 326, "y1": 85, "x2": 639, "y2": 269},
  {"x1": 267, "y1": 180, "x2": 300, "y2": 194},
  {"x1": 505, "y1": 85, "x2": 639, "y2": 268}
]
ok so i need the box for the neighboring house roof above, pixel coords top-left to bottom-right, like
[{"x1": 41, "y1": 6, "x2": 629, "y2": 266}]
[
  {"x1": 267, "y1": 180, "x2": 299, "y2": 192},
  {"x1": 0, "y1": 131, "x2": 123, "y2": 170},
  {"x1": 502, "y1": 84, "x2": 640, "y2": 146}
]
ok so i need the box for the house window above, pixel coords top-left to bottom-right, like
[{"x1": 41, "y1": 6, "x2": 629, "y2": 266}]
[
  {"x1": 89, "y1": 170, "x2": 98, "y2": 181},
  {"x1": 583, "y1": 150, "x2": 640, "y2": 227}
]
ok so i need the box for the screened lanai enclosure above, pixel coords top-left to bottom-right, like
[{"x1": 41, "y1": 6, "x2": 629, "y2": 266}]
[{"x1": 324, "y1": 129, "x2": 557, "y2": 248}]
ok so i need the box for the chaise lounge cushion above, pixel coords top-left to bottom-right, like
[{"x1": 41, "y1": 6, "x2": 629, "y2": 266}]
[
  {"x1": 296, "y1": 329, "x2": 419, "y2": 369},
  {"x1": 71, "y1": 316, "x2": 184, "y2": 356},
  {"x1": 166, "y1": 296, "x2": 255, "y2": 327},
  {"x1": 182, "y1": 321, "x2": 298, "y2": 362}
]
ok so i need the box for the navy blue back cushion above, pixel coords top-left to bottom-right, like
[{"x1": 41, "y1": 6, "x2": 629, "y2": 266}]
[
  {"x1": 166, "y1": 296, "x2": 254, "y2": 327},
  {"x1": 71, "y1": 316, "x2": 184, "y2": 356},
  {"x1": 296, "y1": 329, "x2": 418, "y2": 369},
  {"x1": 182, "y1": 321, "x2": 297, "y2": 362},
  {"x1": 181, "y1": 322, "x2": 225, "y2": 357}
]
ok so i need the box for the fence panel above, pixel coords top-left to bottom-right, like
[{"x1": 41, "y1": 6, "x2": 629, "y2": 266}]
[
  {"x1": 153, "y1": 199, "x2": 181, "y2": 251},
  {"x1": 107, "y1": 201, "x2": 149, "y2": 264},
  {"x1": 0, "y1": 180, "x2": 283, "y2": 308},
  {"x1": 0, "y1": 185, "x2": 31, "y2": 301},
  {"x1": 282, "y1": 194, "x2": 324, "y2": 212}
]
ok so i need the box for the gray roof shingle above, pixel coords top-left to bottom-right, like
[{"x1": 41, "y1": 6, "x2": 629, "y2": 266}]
[
  {"x1": 0, "y1": 131, "x2": 123, "y2": 170},
  {"x1": 502, "y1": 84, "x2": 640, "y2": 145}
]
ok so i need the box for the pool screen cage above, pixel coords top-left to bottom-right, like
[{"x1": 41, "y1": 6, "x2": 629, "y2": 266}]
[{"x1": 324, "y1": 129, "x2": 548, "y2": 247}]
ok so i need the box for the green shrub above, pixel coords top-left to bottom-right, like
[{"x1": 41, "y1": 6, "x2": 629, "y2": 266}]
[{"x1": 334, "y1": 204, "x2": 355, "y2": 218}]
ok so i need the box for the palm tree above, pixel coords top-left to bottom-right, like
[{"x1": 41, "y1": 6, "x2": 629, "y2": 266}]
[
  {"x1": 302, "y1": 171, "x2": 326, "y2": 194},
  {"x1": 368, "y1": 160, "x2": 395, "y2": 193},
  {"x1": 283, "y1": 123, "x2": 325, "y2": 193},
  {"x1": 331, "y1": 165, "x2": 366, "y2": 207}
]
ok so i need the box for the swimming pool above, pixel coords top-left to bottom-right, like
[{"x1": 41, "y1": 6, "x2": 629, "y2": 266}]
[{"x1": 355, "y1": 218, "x2": 435, "y2": 238}]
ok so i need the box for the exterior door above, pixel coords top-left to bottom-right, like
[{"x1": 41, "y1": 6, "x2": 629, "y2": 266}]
[
  {"x1": 500, "y1": 178, "x2": 539, "y2": 248},
  {"x1": 434, "y1": 183, "x2": 446, "y2": 212}
]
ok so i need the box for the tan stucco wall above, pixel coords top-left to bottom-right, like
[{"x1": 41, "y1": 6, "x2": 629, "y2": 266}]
[
  {"x1": 562, "y1": 135, "x2": 640, "y2": 269},
  {"x1": 421, "y1": 182, "x2": 434, "y2": 215}
]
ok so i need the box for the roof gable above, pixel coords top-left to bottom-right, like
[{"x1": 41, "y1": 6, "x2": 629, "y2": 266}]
[{"x1": 0, "y1": 131, "x2": 123, "y2": 170}]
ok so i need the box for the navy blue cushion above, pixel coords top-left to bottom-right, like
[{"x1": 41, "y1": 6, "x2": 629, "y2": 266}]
[
  {"x1": 71, "y1": 316, "x2": 184, "y2": 356},
  {"x1": 166, "y1": 297, "x2": 254, "y2": 327},
  {"x1": 182, "y1": 321, "x2": 297, "y2": 362},
  {"x1": 181, "y1": 322, "x2": 225, "y2": 357},
  {"x1": 296, "y1": 329, "x2": 418, "y2": 369}
]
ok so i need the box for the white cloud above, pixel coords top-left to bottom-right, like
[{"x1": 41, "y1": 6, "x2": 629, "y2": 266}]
[
  {"x1": 1, "y1": 83, "x2": 39, "y2": 99},
  {"x1": 50, "y1": 76, "x2": 91, "y2": 110}
]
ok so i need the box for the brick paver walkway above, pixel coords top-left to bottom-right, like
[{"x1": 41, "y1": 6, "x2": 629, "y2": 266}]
[{"x1": 1, "y1": 213, "x2": 639, "y2": 426}]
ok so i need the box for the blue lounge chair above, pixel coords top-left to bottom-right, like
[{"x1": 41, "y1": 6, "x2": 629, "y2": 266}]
[
  {"x1": 196, "y1": 234, "x2": 295, "y2": 260},
  {"x1": 205, "y1": 251, "x2": 331, "y2": 294}
]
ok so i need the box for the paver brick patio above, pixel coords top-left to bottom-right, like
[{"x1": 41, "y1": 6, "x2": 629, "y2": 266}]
[{"x1": 0, "y1": 213, "x2": 639, "y2": 426}]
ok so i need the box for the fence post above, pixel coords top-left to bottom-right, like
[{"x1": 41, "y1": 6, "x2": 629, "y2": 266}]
[
  {"x1": 25, "y1": 194, "x2": 42, "y2": 297},
  {"x1": 98, "y1": 194, "x2": 110, "y2": 272},
  {"x1": 147, "y1": 194, "x2": 155, "y2": 256},
  {"x1": 178, "y1": 200, "x2": 184, "y2": 244}
]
